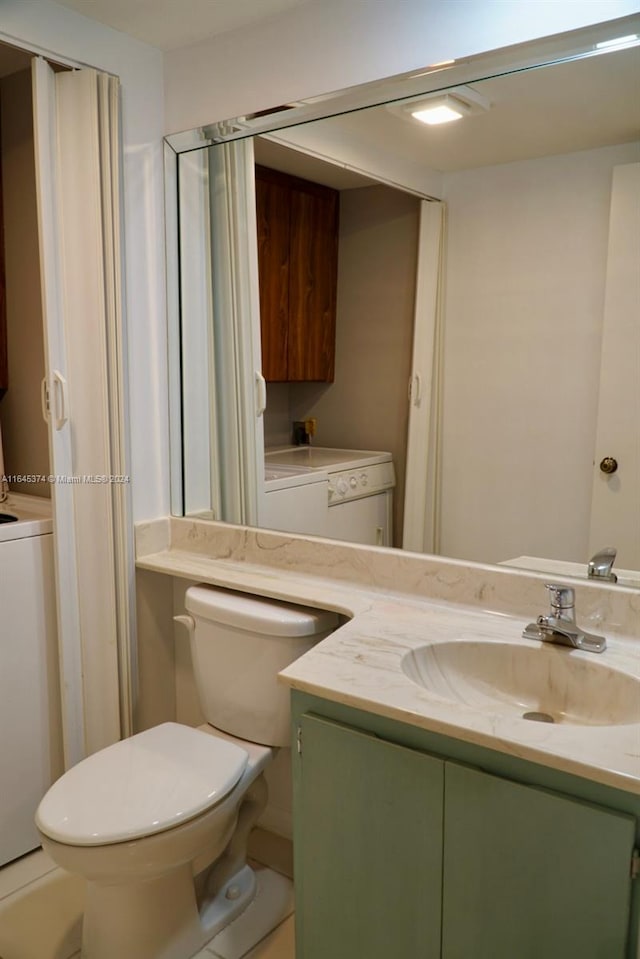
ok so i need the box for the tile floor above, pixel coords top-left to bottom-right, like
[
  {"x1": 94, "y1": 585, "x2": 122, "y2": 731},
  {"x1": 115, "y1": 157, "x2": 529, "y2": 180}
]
[{"x1": 0, "y1": 830, "x2": 295, "y2": 959}]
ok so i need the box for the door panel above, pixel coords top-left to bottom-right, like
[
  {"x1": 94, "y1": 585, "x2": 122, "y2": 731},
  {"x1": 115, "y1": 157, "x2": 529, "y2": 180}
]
[
  {"x1": 296, "y1": 713, "x2": 443, "y2": 959},
  {"x1": 442, "y1": 761, "x2": 635, "y2": 959},
  {"x1": 32, "y1": 58, "x2": 124, "y2": 763},
  {"x1": 255, "y1": 168, "x2": 290, "y2": 381},
  {"x1": 326, "y1": 492, "x2": 392, "y2": 546},
  {"x1": 288, "y1": 184, "x2": 338, "y2": 381},
  {"x1": 588, "y1": 163, "x2": 640, "y2": 568}
]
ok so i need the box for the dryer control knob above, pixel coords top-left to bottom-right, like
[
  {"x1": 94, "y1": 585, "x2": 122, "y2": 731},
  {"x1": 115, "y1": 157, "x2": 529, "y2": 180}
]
[
  {"x1": 360, "y1": 472, "x2": 368, "y2": 486},
  {"x1": 349, "y1": 476, "x2": 358, "y2": 489},
  {"x1": 336, "y1": 478, "x2": 349, "y2": 495}
]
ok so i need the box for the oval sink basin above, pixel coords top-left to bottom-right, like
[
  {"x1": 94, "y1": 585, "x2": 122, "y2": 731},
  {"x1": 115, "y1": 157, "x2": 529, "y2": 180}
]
[{"x1": 401, "y1": 641, "x2": 640, "y2": 726}]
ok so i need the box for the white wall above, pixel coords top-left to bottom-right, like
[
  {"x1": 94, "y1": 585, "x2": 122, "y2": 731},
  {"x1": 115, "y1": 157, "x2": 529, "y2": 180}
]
[
  {"x1": 165, "y1": 0, "x2": 640, "y2": 133},
  {"x1": 0, "y1": 0, "x2": 167, "y2": 521},
  {"x1": 439, "y1": 141, "x2": 640, "y2": 566}
]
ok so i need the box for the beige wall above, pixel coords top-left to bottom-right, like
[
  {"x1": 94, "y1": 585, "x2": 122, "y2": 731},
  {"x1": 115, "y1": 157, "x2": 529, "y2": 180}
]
[
  {"x1": 0, "y1": 68, "x2": 49, "y2": 497},
  {"x1": 290, "y1": 184, "x2": 419, "y2": 545},
  {"x1": 440, "y1": 141, "x2": 640, "y2": 565},
  {"x1": 134, "y1": 568, "x2": 177, "y2": 731}
]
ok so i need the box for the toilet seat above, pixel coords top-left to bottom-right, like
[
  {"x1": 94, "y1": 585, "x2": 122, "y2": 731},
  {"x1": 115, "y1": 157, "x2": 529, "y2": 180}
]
[{"x1": 36, "y1": 723, "x2": 248, "y2": 846}]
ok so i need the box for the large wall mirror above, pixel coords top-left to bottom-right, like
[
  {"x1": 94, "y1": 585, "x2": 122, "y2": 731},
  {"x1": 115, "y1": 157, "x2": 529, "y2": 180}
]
[{"x1": 165, "y1": 17, "x2": 640, "y2": 584}]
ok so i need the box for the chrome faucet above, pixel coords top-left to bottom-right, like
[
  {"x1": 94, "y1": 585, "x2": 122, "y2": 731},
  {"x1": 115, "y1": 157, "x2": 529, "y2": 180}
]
[
  {"x1": 588, "y1": 546, "x2": 617, "y2": 583},
  {"x1": 522, "y1": 584, "x2": 606, "y2": 654}
]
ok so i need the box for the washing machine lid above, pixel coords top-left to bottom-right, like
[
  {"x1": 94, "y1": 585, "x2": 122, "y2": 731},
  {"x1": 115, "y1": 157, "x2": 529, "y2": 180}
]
[{"x1": 36, "y1": 723, "x2": 248, "y2": 846}]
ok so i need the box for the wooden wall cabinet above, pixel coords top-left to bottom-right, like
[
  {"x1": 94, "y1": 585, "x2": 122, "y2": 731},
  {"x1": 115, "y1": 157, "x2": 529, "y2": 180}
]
[
  {"x1": 0, "y1": 132, "x2": 7, "y2": 398},
  {"x1": 255, "y1": 165, "x2": 339, "y2": 383},
  {"x1": 293, "y1": 696, "x2": 638, "y2": 959}
]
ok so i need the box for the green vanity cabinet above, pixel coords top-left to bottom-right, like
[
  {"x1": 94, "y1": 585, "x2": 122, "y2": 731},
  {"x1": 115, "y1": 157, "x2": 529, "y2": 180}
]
[
  {"x1": 442, "y1": 762, "x2": 634, "y2": 958},
  {"x1": 292, "y1": 694, "x2": 638, "y2": 959},
  {"x1": 295, "y1": 713, "x2": 444, "y2": 959}
]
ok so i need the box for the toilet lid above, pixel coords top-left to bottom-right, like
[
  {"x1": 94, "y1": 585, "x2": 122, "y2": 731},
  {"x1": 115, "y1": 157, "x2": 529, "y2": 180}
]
[{"x1": 36, "y1": 723, "x2": 249, "y2": 846}]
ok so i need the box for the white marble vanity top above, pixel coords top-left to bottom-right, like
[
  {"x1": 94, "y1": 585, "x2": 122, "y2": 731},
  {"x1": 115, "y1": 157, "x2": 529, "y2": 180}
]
[{"x1": 136, "y1": 517, "x2": 640, "y2": 795}]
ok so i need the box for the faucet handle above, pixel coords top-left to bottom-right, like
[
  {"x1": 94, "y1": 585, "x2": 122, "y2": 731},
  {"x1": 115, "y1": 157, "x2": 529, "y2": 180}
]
[{"x1": 545, "y1": 583, "x2": 575, "y2": 611}]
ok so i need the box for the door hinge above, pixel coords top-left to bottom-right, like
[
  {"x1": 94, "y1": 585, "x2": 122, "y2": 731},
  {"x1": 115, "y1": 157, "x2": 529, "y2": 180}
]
[
  {"x1": 631, "y1": 850, "x2": 640, "y2": 879},
  {"x1": 296, "y1": 726, "x2": 303, "y2": 755}
]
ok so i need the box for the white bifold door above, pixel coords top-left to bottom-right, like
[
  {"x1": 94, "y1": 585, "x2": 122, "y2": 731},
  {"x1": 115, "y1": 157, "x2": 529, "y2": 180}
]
[{"x1": 32, "y1": 58, "x2": 132, "y2": 768}]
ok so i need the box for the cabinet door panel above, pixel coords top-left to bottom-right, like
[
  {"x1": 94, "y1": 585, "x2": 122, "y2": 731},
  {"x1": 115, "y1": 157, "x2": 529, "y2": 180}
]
[
  {"x1": 296, "y1": 713, "x2": 443, "y2": 959},
  {"x1": 255, "y1": 170, "x2": 290, "y2": 381},
  {"x1": 288, "y1": 186, "x2": 338, "y2": 381},
  {"x1": 0, "y1": 141, "x2": 6, "y2": 395},
  {"x1": 443, "y1": 761, "x2": 635, "y2": 959}
]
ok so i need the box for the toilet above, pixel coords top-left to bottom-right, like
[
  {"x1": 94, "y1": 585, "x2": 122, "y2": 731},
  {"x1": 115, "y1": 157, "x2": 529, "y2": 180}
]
[{"x1": 36, "y1": 585, "x2": 337, "y2": 959}]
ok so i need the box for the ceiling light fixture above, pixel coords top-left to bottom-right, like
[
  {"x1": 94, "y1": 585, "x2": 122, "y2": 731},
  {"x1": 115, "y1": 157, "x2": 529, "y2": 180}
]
[
  {"x1": 411, "y1": 94, "x2": 470, "y2": 125},
  {"x1": 387, "y1": 85, "x2": 491, "y2": 128}
]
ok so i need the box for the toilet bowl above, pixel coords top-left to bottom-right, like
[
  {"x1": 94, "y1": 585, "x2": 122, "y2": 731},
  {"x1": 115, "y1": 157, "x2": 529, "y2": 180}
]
[{"x1": 36, "y1": 587, "x2": 338, "y2": 959}]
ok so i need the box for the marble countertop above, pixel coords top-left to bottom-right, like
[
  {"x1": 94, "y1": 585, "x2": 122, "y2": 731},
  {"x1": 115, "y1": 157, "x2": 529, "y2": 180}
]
[
  {"x1": 136, "y1": 517, "x2": 640, "y2": 795},
  {"x1": 280, "y1": 594, "x2": 640, "y2": 794}
]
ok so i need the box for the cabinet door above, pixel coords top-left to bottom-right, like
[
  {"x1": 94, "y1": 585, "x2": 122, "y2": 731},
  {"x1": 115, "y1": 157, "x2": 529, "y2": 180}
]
[
  {"x1": 288, "y1": 183, "x2": 338, "y2": 381},
  {"x1": 0, "y1": 139, "x2": 6, "y2": 396},
  {"x1": 255, "y1": 167, "x2": 290, "y2": 381},
  {"x1": 295, "y1": 713, "x2": 443, "y2": 959},
  {"x1": 442, "y1": 761, "x2": 635, "y2": 959}
]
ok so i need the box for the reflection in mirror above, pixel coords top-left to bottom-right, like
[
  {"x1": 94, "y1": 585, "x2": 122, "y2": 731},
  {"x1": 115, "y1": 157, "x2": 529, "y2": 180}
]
[{"x1": 167, "y1": 24, "x2": 640, "y2": 582}]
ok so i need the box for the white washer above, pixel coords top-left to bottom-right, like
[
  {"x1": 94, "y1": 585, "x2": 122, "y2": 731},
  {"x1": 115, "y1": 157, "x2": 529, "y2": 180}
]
[
  {"x1": 260, "y1": 464, "x2": 330, "y2": 536},
  {"x1": 0, "y1": 494, "x2": 61, "y2": 866},
  {"x1": 264, "y1": 448, "x2": 395, "y2": 546}
]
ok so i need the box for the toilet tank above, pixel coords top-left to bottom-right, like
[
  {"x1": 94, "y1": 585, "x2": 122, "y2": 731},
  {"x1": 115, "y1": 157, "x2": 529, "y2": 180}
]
[{"x1": 184, "y1": 585, "x2": 338, "y2": 747}]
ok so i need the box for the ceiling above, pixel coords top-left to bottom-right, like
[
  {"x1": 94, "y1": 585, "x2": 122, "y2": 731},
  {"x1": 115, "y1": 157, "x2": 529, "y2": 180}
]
[
  {"x1": 2, "y1": 10, "x2": 637, "y2": 186},
  {"x1": 53, "y1": 0, "x2": 307, "y2": 51},
  {"x1": 254, "y1": 45, "x2": 640, "y2": 186}
]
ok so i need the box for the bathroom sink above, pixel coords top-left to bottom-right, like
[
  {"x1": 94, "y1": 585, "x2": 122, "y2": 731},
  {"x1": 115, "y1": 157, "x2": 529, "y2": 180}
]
[{"x1": 401, "y1": 640, "x2": 640, "y2": 726}]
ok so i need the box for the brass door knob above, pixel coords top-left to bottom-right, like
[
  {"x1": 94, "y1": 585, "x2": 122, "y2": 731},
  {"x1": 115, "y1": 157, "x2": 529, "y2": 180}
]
[{"x1": 599, "y1": 457, "x2": 618, "y2": 474}]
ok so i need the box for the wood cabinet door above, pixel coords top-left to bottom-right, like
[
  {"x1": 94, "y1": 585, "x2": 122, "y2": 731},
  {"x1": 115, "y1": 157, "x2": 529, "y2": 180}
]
[
  {"x1": 255, "y1": 165, "x2": 338, "y2": 382},
  {"x1": 255, "y1": 167, "x2": 290, "y2": 381},
  {"x1": 442, "y1": 761, "x2": 636, "y2": 959},
  {"x1": 288, "y1": 181, "x2": 338, "y2": 381},
  {"x1": 0, "y1": 134, "x2": 7, "y2": 397},
  {"x1": 295, "y1": 713, "x2": 443, "y2": 959}
]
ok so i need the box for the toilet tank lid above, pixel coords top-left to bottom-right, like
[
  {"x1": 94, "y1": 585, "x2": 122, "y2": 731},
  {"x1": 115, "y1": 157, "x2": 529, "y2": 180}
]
[
  {"x1": 185, "y1": 585, "x2": 339, "y2": 637},
  {"x1": 36, "y1": 723, "x2": 248, "y2": 846}
]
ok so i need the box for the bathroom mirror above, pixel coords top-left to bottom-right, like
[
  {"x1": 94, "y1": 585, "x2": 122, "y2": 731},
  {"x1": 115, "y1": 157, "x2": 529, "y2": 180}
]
[{"x1": 165, "y1": 18, "x2": 640, "y2": 578}]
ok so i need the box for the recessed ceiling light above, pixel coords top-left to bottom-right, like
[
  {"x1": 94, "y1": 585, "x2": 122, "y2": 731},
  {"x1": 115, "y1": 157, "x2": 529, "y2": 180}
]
[
  {"x1": 408, "y1": 93, "x2": 472, "y2": 126},
  {"x1": 411, "y1": 96, "x2": 469, "y2": 125},
  {"x1": 387, "y1": 85, "x2": 491, "y2": 128}
]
